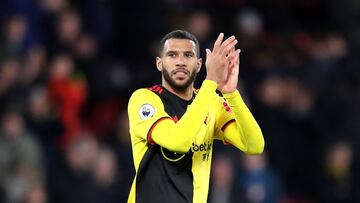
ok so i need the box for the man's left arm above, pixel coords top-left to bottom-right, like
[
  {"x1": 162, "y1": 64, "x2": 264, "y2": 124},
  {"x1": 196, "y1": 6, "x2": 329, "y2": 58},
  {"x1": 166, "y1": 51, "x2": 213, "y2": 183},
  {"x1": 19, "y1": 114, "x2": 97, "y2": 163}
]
[
  {"x1": 219, "y1": 90, "x2": 265, "y2": 154},
  {"x1": 214, "y1": 40, "x2": 264, "y2": 154},
  {"x1": 214, "y1": 35, "x2": 265, "y2": 154}
]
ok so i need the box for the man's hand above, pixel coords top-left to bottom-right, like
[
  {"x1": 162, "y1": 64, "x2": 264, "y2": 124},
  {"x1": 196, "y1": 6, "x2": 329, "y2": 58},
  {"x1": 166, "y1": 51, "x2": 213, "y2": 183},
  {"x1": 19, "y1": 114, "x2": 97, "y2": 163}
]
[
  {"x1": 205, "y1": 33, "x2": 238, "y2": 85},
  {"x1": 218, "y1": 46, "x2": 241, "y2": 93}
]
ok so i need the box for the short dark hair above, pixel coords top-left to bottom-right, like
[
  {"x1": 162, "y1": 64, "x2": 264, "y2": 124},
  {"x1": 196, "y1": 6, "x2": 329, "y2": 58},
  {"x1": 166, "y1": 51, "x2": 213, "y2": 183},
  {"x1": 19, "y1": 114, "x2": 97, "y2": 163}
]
[{"x1": 159, "y1": 30, "x2": 200, "y2": 57}]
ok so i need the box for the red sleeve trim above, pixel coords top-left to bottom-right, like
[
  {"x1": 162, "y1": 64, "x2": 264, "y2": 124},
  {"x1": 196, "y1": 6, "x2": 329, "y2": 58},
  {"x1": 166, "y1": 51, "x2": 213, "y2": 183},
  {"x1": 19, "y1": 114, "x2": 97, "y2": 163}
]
[
  {"x1": 147, "y1": 117, "x2": 172, "y2": 145},
  {"x1": 224, "y1": 140, "x2": 232, "y2": 145},
  {"x1": 221, "y1": 119, "x2": 236, "y2": 132}
]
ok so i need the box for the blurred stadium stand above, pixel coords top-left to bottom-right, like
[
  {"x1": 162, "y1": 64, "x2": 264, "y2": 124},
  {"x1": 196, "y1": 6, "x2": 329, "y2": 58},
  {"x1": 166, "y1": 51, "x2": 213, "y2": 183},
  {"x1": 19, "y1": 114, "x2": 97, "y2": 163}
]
[{"x1": 1, "y1": 0, "x2": 360, "y2": 202}]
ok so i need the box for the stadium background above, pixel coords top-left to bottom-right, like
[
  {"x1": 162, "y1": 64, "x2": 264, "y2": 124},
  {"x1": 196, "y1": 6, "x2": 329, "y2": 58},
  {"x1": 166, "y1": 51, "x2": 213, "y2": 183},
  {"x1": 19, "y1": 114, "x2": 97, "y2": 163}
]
[{"x1": 0, "y1": 0, "x2": 360, "y2": 202}]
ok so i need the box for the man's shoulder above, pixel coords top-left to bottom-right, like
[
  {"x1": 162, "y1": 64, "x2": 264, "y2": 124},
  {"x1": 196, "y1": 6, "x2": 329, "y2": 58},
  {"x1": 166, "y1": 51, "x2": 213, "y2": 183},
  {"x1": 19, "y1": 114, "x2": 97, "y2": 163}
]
[
  {"x1": 129, "y1": 85, "x2": 164, "y2": 103},
  {"x1": 128, "y1": 86, "x2": 166, "y2": 118}
]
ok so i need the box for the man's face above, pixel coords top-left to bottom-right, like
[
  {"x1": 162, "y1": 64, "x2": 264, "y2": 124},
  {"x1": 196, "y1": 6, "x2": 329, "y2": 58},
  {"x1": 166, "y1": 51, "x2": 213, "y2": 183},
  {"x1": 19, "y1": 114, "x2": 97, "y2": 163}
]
[{"x1": 157, "y1": 38, "x2": 202, "y2": 91}]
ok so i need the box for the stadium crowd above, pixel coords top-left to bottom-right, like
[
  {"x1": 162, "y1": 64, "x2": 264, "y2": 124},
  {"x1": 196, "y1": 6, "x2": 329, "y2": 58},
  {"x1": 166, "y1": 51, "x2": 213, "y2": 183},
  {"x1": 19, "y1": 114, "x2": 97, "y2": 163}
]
[{"x1": 1, "y1": 0, "x2": 360, "y2": 202}]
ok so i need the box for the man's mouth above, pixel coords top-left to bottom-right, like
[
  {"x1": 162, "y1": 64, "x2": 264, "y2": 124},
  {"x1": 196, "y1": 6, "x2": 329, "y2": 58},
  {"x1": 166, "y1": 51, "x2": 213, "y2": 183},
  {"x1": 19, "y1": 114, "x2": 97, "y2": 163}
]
[{"x1": 172, "y1": 69, "x2": 190, "y2": 77}]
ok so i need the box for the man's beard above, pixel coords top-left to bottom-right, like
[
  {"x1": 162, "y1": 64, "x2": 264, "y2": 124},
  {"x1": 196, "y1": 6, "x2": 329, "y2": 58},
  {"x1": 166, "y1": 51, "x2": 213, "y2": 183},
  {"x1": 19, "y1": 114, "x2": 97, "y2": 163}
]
[{"x1": 162, "y1": 67, "x2": 197, "y2": 92}]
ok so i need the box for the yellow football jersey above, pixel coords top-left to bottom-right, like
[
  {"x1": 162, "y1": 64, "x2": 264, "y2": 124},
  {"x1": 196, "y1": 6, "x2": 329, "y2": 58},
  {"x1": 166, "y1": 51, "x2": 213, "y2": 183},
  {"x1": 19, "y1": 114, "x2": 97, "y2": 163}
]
[{"x1": 127, "y1": 80, "x2": 264, "y2": 203}]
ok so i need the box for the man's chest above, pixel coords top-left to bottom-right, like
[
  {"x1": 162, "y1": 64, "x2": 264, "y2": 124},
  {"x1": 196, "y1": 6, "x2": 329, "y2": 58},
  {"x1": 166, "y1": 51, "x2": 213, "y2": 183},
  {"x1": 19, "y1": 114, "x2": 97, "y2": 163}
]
[{"x1": 162, "y1": 97, "x2": 216, "y2": 150}]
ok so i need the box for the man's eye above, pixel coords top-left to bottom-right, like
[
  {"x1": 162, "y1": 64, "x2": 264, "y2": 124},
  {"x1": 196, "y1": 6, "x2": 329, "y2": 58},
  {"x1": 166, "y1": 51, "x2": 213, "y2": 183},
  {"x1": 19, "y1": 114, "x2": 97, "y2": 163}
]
[
  {"x1": 168, "y1": 53, "x2": 176, "y2": 57},
  {"x1": 185, "y1": 53, "x2": 194, "y2": 58}
]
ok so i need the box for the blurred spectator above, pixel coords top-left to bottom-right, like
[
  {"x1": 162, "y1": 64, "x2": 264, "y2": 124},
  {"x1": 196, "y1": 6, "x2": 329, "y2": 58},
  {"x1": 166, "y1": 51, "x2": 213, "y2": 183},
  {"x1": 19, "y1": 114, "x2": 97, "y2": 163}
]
[
  {"x1": 303, "y1": 33, "x2": 348, "y2": 93},
  {"x1": 316, "y1": 141, "x2": 360, "y2": 203},
  {"x1": 24, "y1": 182, "x2": 46, "y2": 203},
  {"x1": 0, "y1": 15, "x2": 28, "y2": 56},
  {"x1": 104, "y1": 110, "x2": 134, "y2": 203},
  {"x1": 92, "y1": 147, "x2": 121, "y2": 203},
  {"x1": 26, "y1": 86, "x2": 63, "y2": 145},
  {"x1": 236, "y1": 9, "x2": 263, "y2": 38},
  {"x1": 209, "y1": 155, "x2": 240, "y2": 203},
  {"x1": 0, "y1": 110, "x2": 43, "y2": 176},
  {"x1": 3, "y1": 164, "x2": 45, "y2": 203},
  {"x1": 0, "y1": 57, "x2": 21, "y2": 99},
  {"x1": 21, "y1": 45, "x2": 47, "y2": 86},
  {"x1": 65, "y1": 135, "x2": 98, "y2": 177},
  {"x1": 57, "y1": 9, "x2": 81, "y2": 47},
  {"x1": 93, "y1": 147, "x2": 117, "y2": 188},
  {"x1": 257, "y1": 76, "x2": 287, "y2": 108},
  {"x1": 38, "y1": 0, "x2": 69, "y2": 14},
  {"x1": 186, "y1": 10, "x2": 212, "y2": 44},
  {"x1": 48, "y1": 53, "x2": 87, "y2": 148},
  {"x1": 74, "y1": 0, "x2": 115, "y2": 50},
  {"x1": 48, "y1": 134, "x2": 103, "y2": 203},
  {"x1": 1, "y1": 0, "x2": 44, "y2": 48},
  {"x1": 25, "y1": 85, "x2": 64, "y2": 176},
  {"x1": 0, "y1": 56, "x2": 33, "y2": 114},
  {"x1": 0, "y1": 0, "x2": 360, "y2": 202},
  {"x1": 235, "y1": 8, "x2": 264, "y2": 52},
  {"x1": 47, "y1": 8, "x2": 83, "y2": 55},
  {"x1": 0, "y1": 110, "x2": 44, "y2": 203},
  {"x1": 284, "y1": 78, "x2": 314, "y2": 118},
  {"x1": 236, "y1": 154, "x2": 282, "y2": 203},
  {"x1": 74, "y1": 33, "x2": 98, "y2": 61}
]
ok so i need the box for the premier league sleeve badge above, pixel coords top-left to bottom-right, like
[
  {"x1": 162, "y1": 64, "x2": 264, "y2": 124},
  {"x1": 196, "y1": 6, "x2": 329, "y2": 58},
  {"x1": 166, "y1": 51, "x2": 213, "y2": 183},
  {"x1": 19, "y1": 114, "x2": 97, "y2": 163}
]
[{"x1": 139, "y1": 104, "x2": 156, "y2": 120}]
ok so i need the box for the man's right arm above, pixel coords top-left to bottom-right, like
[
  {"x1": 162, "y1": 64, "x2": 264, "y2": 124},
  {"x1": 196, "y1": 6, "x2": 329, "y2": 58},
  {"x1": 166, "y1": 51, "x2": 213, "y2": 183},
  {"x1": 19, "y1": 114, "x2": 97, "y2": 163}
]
[{"x1": 128, "y1": 80, "x2": 218, "y2": 154}]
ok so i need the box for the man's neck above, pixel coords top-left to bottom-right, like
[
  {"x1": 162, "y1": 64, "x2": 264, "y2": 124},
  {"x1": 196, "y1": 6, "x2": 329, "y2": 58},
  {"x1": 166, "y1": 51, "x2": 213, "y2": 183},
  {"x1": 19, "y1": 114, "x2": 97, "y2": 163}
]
[{"x1": 162, "y1": 83, "x2": 193, "y2": 101}]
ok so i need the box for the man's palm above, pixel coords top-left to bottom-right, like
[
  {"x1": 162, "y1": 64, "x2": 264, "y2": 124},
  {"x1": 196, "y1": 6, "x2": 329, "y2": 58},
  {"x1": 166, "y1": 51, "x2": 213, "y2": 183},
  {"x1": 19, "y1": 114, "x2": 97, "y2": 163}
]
[{"x1": 218, "y1": 49, "x2": 240, "y2": 93}]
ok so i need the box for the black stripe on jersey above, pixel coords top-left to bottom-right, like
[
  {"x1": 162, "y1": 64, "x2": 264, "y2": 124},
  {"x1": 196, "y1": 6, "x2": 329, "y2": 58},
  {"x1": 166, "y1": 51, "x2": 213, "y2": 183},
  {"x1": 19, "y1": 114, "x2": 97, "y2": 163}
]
[
  {"x1": 136, "y1": 145, "x2": 194, "y2": 203},
  {"x1": 135, "y1": 85, "x2": 194, "y2": 202},
  {"x1": 221, "y1": 119, "x2": 235, "y2": 132}
]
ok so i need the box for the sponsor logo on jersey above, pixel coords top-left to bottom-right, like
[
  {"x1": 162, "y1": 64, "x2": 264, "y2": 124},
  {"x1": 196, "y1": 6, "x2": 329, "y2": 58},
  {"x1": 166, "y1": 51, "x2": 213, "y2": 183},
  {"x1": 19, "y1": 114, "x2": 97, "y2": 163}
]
[
  {"x1": 192, "y1": 141, "x2": 212, "y2": 152},
  {"x1": 192, "y1": 141, "x2": 213, "y2": 161}
]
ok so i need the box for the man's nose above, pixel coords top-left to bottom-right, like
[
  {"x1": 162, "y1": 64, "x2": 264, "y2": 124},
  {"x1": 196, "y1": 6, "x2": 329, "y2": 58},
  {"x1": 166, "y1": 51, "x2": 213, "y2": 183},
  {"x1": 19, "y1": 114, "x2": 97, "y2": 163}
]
[{"x1": 176, "y1": 58, "x2": 186, "y2": 67}]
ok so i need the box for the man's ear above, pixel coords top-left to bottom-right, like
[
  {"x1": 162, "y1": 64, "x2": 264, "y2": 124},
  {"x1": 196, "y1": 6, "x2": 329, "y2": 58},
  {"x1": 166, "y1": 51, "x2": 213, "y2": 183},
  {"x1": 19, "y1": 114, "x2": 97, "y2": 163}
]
[
  {"x1": 196, "y1": 58, "x2": 202, "y2": 73},
  {"x1": 156, "y1": 57, "x2": 162, "y2": 71}
]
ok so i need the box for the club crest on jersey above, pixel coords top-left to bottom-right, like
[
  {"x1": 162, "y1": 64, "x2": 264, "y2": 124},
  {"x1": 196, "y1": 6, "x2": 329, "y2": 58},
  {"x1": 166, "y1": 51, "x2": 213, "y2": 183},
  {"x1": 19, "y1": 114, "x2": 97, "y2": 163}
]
[{"x1": 139, "y1": 104, "x2": 155, "y2": 120}]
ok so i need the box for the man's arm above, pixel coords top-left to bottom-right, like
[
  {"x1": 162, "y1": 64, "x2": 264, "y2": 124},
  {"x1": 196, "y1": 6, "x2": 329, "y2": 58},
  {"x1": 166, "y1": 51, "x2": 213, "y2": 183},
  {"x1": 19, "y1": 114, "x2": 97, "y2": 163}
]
[
  {"x1": 129, "y1": 33, "x2": 239, "y2": 154},
  {"x1": 214, "y1": 36, "x2": 264, "y2": 154},
  {"x1": 220, "y1": 91, "x2": 265, "y2": 154},
  {"x1": 128, "y1": 80, "x2": 218, "y2": 154}
]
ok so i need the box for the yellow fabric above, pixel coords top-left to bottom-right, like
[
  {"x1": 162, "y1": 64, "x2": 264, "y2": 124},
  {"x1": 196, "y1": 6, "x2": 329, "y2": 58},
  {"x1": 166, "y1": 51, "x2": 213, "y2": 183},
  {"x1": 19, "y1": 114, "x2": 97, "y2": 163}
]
[
  {"x1": 221, "y1": 90, "x2": 265, "y2": 154},
  {"x1": 128, "y1": 80, "x2": 218, "y2": 156},
  {"x1": 127, "y1": 80, "x2": 264, "y2": 203}
]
